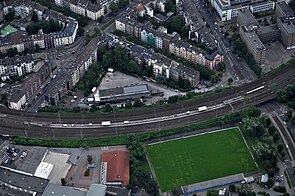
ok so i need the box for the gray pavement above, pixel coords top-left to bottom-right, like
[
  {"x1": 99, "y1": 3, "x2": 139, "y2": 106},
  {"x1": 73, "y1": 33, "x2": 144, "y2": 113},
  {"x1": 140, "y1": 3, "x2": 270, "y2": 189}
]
[{"x1": 264, "y1": 41, "x2": 295, "y2": 73}]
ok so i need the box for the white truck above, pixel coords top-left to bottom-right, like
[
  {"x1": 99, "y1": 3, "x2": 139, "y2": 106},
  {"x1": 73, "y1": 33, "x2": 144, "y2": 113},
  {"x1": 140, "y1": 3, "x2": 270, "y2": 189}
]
[
  {"x1": 101, "y1": 121, "x2": 111, "y2": 126},
  {"x1": 87, "y1": 98, "x2": 94, "y2": 102},
  {"x1": 91, "y1": 87, "x2": 96, "y2": 93},
  {"x1": 198, "y1": 106, "x2": 208, "y2": 112}
]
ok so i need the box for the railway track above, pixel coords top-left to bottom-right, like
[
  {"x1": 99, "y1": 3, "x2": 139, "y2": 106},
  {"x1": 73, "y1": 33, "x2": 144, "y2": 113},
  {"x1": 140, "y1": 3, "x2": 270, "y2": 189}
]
[{"x1": 0, "y1": 64, "x2": 294, "y2": 139}]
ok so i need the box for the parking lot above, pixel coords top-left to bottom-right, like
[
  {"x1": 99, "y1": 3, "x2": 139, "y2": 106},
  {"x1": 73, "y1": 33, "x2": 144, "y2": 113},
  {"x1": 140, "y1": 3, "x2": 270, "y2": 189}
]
[{"x1": 1, "y1": 145, "x2": 47, "y2": 174}]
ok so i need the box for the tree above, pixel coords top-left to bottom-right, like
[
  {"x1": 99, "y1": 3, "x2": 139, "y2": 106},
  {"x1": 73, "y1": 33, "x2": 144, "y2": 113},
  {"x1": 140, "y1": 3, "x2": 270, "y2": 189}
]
[
  {"x1": 31, "y1": 11, "x2": 39, "y2": 23},
  {"x1": 242, "y1": 117, "x2": 263, "y2": 137},
  {"x1": 272, "y1": 132, "x2": 280, "y2": 142},
  {"x1": 90, "y1": 0, "x2": 97, "y2": 4},
  {"x1": 118, "y1": 0, "x2": 129, "y2": 9},
  {"x1": 206, "y1": 190, "x2": 218, "y2": 196},
  {"x1": 143, "y1": 65, "x2": 154, "y2": 77},
  {"x1": 77, "y1": 26, "x2": 85, "y2": 36},
  {"x1": 265, "y1": 118, "x2": 271, "y2": 127},
  {"x1": 102, "y1": 51, "x2": 114, "y2": 68},
  {"x1": 133, "y1": 99, "x2": 143, "y2": 107},
  {"x1": 229, "y1": 184, "x2": 236, "y2": 192},
  {"x1": 172, "y1": 188, "x2": 182, "y2": 196},
  {"x1": 35, "y1": 44, "x2": 40, "y2": 53},
  {"x1": 134, "y1": 168, "x2": 159, "y2": 196},
  {"x1": 87, "y1": 155, "x2": 93, "y2": 164},
  {"x1": 163, "y1": 15, "x2": 185, "y2": 34},
  {"x1": 280, "y1": 151, "x2": 285, "y2": 158},
  {"x1": 180, "y1": 25, "x2": 190, "y2": 39},
  {"x1": 178, "y1": 76, "x2": 192, "y2": 89},
  {"x1": 104, "y1": 103, "x2": 113, "y2": 112},
  {"x1": 165, "y1": 0, "x2": 176, "y2": 13},
  {"x1": 4, "y1": 8, "x2": 15, "y2": 21},
  {"x1": 268, "y1": 126, "x2": 277, "y2": 135},
  {"x1": 127, "y1": 60, "x2": 139, "y2": 73},
  {"x1": 216, "y1": 62, "x2": 226, "y2": 72},
  {"x1": 286, "y1": 110, "x2": 293, "y2": 119},
  {"x1": 109, "y1": 2, "x2": 119, "y2": 13},
  {"x1": 211, "y1": 75, "x2": 218, "y2": 84},
  {"x1": 277, "y1": 144, "x2": 284, "y2": 153},
  {"x1": 228, "y1": 77, "x2": 233, "y2": 84},
  {"x1": 61, "y1": 178, "x2": 67, "y2": 186},
  {"x1": 6, "y1": 48, "x2": 18, "y2": 57},
  {"x1": 253, "y1": 141, "x2": 276, "y2": 163}
]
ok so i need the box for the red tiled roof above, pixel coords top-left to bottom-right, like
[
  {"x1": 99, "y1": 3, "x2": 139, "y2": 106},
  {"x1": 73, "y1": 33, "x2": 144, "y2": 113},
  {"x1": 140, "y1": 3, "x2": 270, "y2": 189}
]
[
  {"x1": 136, "y1": 3, "x2": 145, "y2": 12},
  {"x1": 102, "y1": 150, "x2": 130, "y2": 186}
]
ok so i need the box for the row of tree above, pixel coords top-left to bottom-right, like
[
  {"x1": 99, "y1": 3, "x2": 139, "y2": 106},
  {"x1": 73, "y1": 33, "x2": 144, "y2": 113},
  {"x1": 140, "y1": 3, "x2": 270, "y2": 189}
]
[
  {"x1": 276, "y1": 85, "x2": 295, "y2": 110},
  {"x1": 231, "y1": 33, "x2": 262, "y2": 78},
  {"x1": 126, "y1": 135, "x2": 159, "y2": 196},
  {"x1": 242, "y1": 115, "x2": 282, "y2": 186},
  {"x1": 109, "y1": 0, "x2": 130, "y2": 14},
  {"x1": 100, "y1": 45, "x2": 154, "y2": 77},
  {"x1": 26, "y1": 19, "x2": 63, "y2": 35},
  {"x1": 4, "y1": 8, "x2": 16, "y2": 21},
  {"x1": 77, "y1": 63, "x2": 104, "y2": 96}
]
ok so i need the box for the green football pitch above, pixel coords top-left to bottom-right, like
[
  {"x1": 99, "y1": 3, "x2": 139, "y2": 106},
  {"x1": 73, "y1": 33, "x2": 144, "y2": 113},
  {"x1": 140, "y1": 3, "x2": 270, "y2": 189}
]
[
  {"x1": 147, "y1": 128, "x2": 257, "y2": 192},
  {"x1": 0, "y1": 25, "x2": 17, "y2": 36}
]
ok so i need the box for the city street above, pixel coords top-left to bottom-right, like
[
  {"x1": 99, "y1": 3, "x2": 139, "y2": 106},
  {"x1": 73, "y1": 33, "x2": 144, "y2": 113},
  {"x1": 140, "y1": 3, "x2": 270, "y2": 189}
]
[{"x1": 191, "y1": 0, "x2": 257, "y2": 83}]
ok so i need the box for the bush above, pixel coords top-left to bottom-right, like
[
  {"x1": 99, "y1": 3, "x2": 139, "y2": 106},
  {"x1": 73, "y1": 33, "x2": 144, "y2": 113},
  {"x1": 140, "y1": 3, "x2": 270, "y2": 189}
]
[
  {"x1": 277, "y1": 144, "x2": 284, "y2": 153},
  {"x1": 268, "y1": 126, "x2": 277, "y2": 135},
  {"x1": 84, "y1": 168, "x2": 90, "y2": 176},
  {"x1": 272, "y1": 132, "x2": 280, "y2": 142},
  {"x1": 265, "y1": 179, "x2": 274, "y2": 188},
  {"x1": 273, "y1": 186, "x2": 286, "y2": 193},
  {"x1": 229, "y1": 184, "x2": 236, "y2": 192}
]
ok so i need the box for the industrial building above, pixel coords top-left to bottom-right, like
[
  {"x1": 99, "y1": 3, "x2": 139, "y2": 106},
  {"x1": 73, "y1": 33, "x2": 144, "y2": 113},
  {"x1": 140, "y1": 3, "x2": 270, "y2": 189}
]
[{"x1": 93, "y1": 84, "x2": 150, "y2": 103}]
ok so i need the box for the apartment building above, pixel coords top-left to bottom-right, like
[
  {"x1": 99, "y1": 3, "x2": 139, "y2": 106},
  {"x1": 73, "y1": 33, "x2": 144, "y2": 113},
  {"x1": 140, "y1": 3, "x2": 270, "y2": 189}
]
[
  {"x1": 277, "y1": 17, "x2": 295, "y2": 49},
  {"x1": 0, "y1": 55, "x2": 34, "y2": 78},
  {"x1": 8, "y1": 73, "x2": 41, "y2": 110},
  {"x1": 275, "y1": 1, "x2": 295, "y2": 18},
  {"x1": 45, "y1": 37, "x2": 102, "y2": 106},
  {"x1": 1, "y1": 1, "x2": 78, "y2": 53},
  {"x1": 149, "y1": 53, "x2": 200, "y2": 87},
  {"x1": 115, "y1": 15, "x2": 223, "y2": 69},
  {"x1": 53, "y1": 0, "x2": 115, "y2": 20},
  {"x1": 239, "y1": 26, "x2": 266, "y2": 64}
]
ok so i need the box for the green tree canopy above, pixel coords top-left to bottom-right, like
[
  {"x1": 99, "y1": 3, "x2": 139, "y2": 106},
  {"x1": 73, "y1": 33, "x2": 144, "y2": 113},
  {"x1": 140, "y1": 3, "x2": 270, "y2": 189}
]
[{"x1": 31, "y1": 11, "x2": 39, "y2": 23}]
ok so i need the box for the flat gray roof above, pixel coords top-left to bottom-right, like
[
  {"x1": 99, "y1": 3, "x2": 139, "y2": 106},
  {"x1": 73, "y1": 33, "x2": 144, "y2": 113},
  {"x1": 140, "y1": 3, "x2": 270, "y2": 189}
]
[
  {"x1": 182, "y1": 173, "x2": 245, "y2": 195},
  {"x1": 279, "y1": 17, "x2": 295, "y2": 33},
  {"x1": 242, "y1": 27, "x2": 266, "y2": 50},
  {"x1": 277, "y1": 2, "x2": 295, "y2": 17},
  {"x1": 99, "y1": 84, "x2": 149, "y2": 99},
  {"x1": 42, "y1": 183, "x2": 86, "y2": 196},
  {"x1": 238, "y1": 9, "x2": 259, "y2": 26},
  {"x1": 86, "y1": 184, "x2": 107, "y2": 196},
  {"x1": 123, "y1": 85, "x2": 148, "y2": 95},
  {"x1": 0, "y1": 167, "x2": 49, "y2": 194}
]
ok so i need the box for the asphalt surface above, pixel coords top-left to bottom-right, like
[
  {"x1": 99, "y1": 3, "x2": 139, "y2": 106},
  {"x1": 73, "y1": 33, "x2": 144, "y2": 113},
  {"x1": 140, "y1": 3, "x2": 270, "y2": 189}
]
[
  {"x1": 0, "y1": 63, "x2": 294, "y2": 139},
  {"x1": 263, "y1": 102, "x2": 295, "y2": 161}
]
